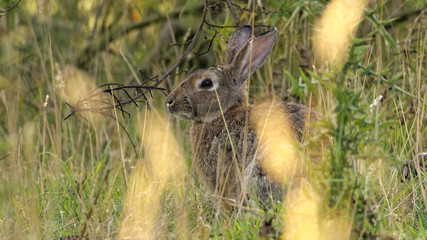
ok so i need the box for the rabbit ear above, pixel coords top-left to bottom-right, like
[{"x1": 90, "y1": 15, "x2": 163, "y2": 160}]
[
  {"x1": 225, "y1": 25, "x2": 253, "y2": 64},
  {"x1": 230, "y1": 27, "x2": 278, "y2": 86}
]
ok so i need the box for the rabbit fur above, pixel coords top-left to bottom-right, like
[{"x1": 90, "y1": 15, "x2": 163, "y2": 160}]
[{"x1": 166, "y1": 25, "x2": 319, "y2": 205}]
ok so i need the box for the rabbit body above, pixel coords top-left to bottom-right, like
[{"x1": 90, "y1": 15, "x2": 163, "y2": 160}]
[
  {"x1": 190, "y1": 102, "x2": 314, "y2": 203},
  {"x1": 166, "y1": 25, "x2": 318, "y2": 204},
  {"x1": 189, "y1": 104, "x2": 255, "y2": 200}
]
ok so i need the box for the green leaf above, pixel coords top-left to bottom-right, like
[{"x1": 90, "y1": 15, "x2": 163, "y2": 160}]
[
  {"x1": 365, "y1": 10, "x2": 398, "y2": 50},
  {"x1": 299, "y1": 68, "x2": 318, "y2": 92},
  {"x1": 285, "y1": 71, "x2": 304, "y2": 100},
  {"x1": 380, "y1": 120, "x2": 398, "y2": 128}
]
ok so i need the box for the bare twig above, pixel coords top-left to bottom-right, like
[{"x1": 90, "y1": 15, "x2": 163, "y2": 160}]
[
  {"x1": 64, "y1": 102, "x2": 75, "y2": 120},
  {"x1": 204, "y1": 20, "x2": 239, "y2": 28},
  {"x1": 67, "y1": 0, "x2": 208, "y2": 117},
  {"x1": 64, "y1": 83, "x2": 165, "y2": 120},
  {"x1": 153, "y1": 0, "x2": 209, "y2": 86},
  {"x1": 138, "y1": 69, "x2": 159, "y2": 83},
  {"x1": 89, "y1": 0, "x2": 108, "y2": 40},
  {"x1": 230, "y1": 1, "x2": 287, "y2": 15},
  {"x1": 0, "y1": 153, "x2": 10, "y2": 162},
  {"x1": 385, "y1": 9, "x2": 424, "y2": 30},
  {"x1": 0, "y1": 0, "x2": 21, "y2": 14},
  {"x1": 204, "y1": 20, "x2": 272, "y2": 29},
  {"x1": 404, "y1": 8, "x2": 426, "y2": 50},
  {"x1": 225, "y1": 0, "x2": 241, "y2": 25},
  {"x1": 104, "y1": 112, "x2": 139, "y2": 158},
  {"x1": 77, "y1": 2, "x2": 204, "y2": 68},
  {"x1": 169, "y1": 39, "x2": 192, "y2": 46},
  {"x1": 194, "y1": 31, "x2": 218, "y2": 56}
]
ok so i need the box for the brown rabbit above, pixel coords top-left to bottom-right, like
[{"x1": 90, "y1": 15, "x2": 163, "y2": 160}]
[{"x1": 166, "y1": 25, "x2": 318, "y2": 205}]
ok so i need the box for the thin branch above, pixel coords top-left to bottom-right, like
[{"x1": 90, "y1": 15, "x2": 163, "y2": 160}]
[
  {"x1": 67, "y1": 0, "x2": 208, "y2": 118},
  {"x1": 89, "y1": 0, "x2": 108, "y2": 40},
  {"x1": 169, "y1": 39, "x2": 192, "y2": 46},
  {"x1": 385, "y1": 9, "x2": 424, "y2": 30},
  {"x1": 119, "y1": 88, "x2": 139, "y2": 107},
  {"x1": 204, "y1": 20, "x2": 273, "y2": 29},
  {"x1": 401, "y1": 8, "x2": 426, "y2": 70},
  {"x1": 64, "y1": 102, "x2": 75, "y2": 120},
  {"x1": 194, "y1": 31, "x2": 218, "y2": 56},
  {"x1": 0, "y1": 0, "x2": 21, "y2": 14},
  {"x1": 169, "y1": 70, "x2": 190, "y2": 79},
  {"x1": 77, "y1": 2, "x2": 204, "y2": 68},
  {"x1": 138, "y1": 69, "x2": 158, "y2": 83},
  {"x1": 104, "y1": 113, "x2": 139, "y2": 158},
  {"x1": 152, "y1": 0, "x2": 209, "y2": 87},
  {"x1": 103, "y1": 85, "x2": 165, "y2": 91},
  {"x1": 230, "y1": 1, "x2": 287, "y2": 15},
  {"x1": 63, "y1": 84, "x2": 164, "y2": 120},
  {"x1": 204, "y1": 20, "x2": 238, "y2": 28},
  {"x1": 404, "y1": 8, "x2": 426, "y2": 49},
  {"x1": 225, "y1": 0, "x2": 241, "y2": 25},
  {"x1": 0, "y1": 153, "x2": 11, "y2": 162}
]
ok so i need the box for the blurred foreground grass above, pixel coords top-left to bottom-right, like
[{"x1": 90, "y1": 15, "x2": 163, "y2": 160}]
[{"x1": 0, "y1": 0, "x2": 426, "y2": 239}]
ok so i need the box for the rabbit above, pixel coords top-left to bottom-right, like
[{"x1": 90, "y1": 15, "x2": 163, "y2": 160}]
[{"x1": 166, "y1": 25, "x2": 319, "y2": 205}]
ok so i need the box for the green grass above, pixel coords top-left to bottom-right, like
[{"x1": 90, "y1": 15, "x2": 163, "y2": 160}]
[{"x1": 0, "y1": 0, "x2": 426, "y2": 239}]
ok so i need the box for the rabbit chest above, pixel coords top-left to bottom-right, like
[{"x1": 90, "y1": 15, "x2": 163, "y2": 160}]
[{"x1": 189, "y1": 105, "x2": 258, "y2": 198}]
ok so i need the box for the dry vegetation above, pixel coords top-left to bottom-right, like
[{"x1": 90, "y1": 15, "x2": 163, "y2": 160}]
[{"x1": 0, "y1": 0, "x2": 426, "y2": 239}]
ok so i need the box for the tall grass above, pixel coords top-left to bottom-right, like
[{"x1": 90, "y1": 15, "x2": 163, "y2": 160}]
[{"x1": 0, "y1": 0, "x2": 425, "y2": 239}]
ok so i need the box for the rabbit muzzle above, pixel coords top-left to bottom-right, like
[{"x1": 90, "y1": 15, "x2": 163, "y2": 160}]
[{"x1": 166, "y1": 90, "x2": 195, "y2": 119}]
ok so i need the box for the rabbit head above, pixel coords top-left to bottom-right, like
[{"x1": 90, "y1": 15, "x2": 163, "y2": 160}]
[{"x1": 166, "y1": 25, "x2": 278, "y2": 122}]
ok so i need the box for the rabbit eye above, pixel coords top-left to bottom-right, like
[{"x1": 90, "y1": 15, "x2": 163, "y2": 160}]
[{"x1": 199, "y1": 78, "x2": 213, "y2": 89}]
